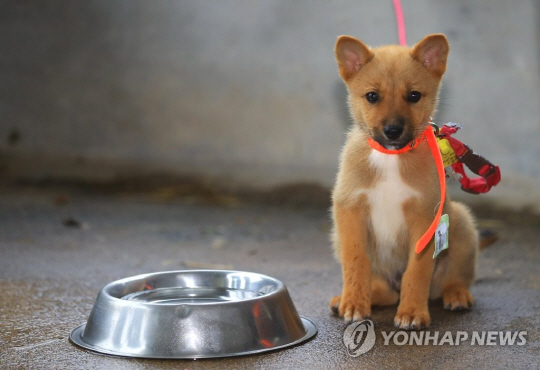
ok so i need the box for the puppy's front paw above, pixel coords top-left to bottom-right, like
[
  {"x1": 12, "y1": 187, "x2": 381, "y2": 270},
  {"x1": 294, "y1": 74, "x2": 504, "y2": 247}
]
[
  {"x1": 329, "y1": 294, "x2": 371, "y2": 323},
  {"x1": 394, "y1": 307, "x2": 430, "y2": 330}
]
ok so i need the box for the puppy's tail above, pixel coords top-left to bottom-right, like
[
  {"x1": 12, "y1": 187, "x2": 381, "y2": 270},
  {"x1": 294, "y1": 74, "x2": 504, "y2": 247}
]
[{"x1": 479, "y1": 229, "x2": 498, "y2": 250}]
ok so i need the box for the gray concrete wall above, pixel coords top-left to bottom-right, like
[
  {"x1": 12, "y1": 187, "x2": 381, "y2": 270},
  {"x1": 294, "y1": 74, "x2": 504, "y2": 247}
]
[{"x1": 1, "y1": 0, "x2": 539, "y2": 211}]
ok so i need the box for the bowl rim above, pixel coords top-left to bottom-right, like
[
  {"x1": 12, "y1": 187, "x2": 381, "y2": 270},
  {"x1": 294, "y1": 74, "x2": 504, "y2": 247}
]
[{"x1": 101, "y1": 269, "x2": 286, "y2": 306}]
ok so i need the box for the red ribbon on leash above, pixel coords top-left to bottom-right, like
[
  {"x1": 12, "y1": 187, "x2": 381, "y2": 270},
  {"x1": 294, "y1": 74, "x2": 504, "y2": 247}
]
[{"x1": 437, "y1": 123, "x2": 501, "y2": 194}]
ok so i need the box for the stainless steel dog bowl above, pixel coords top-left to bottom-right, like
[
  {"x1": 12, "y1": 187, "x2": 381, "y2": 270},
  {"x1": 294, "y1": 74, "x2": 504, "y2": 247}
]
[{"x1": 70, "y1": 270, "x2": 317, "y2": 359}]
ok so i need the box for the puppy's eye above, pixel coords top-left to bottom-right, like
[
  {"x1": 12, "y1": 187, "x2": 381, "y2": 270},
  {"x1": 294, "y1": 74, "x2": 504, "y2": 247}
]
[
  {"x1": 407, "y1": 91, "x2": 422, "y2": 103},
  {"x1": 365, "y1": 91, "x2": 379, "y2": 103}
]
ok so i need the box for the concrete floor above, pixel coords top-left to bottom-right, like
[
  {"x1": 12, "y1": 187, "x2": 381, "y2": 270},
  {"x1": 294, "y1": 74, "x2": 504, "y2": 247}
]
[{"x1": 1, "y1": 184, "x2": 539, "y2": 369}]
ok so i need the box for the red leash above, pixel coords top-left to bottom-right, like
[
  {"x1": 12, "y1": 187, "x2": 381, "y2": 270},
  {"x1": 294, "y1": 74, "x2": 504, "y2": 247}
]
[{"x1": 417, "y1": 127, "x2": 446, "y2": 253}]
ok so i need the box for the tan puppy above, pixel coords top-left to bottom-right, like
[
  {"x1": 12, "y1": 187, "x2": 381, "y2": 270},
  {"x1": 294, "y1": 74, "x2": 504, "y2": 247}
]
[{"x1": 330, "y1": 34, "x2": 479, "y2": 330}]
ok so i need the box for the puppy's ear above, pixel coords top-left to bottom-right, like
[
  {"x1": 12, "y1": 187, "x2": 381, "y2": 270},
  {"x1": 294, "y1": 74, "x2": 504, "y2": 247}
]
[
  {"x1": 411, "y1": 34, "x2": 449, "y2": 77},
  {"x1": 335, "y1": 36, "x2": 374, "y2": 81}
]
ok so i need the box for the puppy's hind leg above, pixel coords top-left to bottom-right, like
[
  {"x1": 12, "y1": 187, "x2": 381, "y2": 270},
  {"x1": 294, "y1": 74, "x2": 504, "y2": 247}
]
[
  {"x1": 432, "y1": 201, "x2": 479, "y2": 310},
  {"x1": 371, "y1": 275, "x2": 399, "y2": 306}
]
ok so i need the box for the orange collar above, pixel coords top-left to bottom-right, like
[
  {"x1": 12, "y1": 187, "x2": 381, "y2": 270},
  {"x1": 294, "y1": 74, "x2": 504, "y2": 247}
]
[
  {"x1": 367, "y1": 130, "x2": 427, "y2": 154},
  {"x1": 367, "y1": 126, "x2": 446, "y2": 254}
]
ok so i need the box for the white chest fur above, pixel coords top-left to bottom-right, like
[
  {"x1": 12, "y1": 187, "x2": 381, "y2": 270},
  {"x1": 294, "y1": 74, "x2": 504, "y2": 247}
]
[{"x1": 364, "y1": 150, "x2": 421, "y2": 257}]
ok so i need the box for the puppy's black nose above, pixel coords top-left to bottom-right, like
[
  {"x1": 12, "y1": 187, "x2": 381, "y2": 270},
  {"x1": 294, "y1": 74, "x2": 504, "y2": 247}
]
[{"x1": 383, "y1": 126, "x2": 403, "y2": 140}]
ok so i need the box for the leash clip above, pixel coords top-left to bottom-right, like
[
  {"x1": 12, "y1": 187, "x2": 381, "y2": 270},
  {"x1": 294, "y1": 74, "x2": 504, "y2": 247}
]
[{"x1": 429, "y1": 122, "x2": 440, "y2": 137}]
